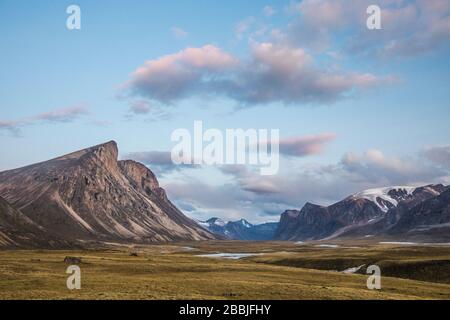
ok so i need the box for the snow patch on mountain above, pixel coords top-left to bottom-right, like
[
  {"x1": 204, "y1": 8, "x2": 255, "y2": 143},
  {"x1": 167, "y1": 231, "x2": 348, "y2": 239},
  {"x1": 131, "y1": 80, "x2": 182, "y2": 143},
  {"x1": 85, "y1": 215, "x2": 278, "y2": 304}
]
[
  {"x1": 210, "y1": 218, "x2": 226, "y2": 227},
  {"x1": 238, "y1": 219, "x2": 253, "y2": 228},
  {"x1": 351, "y1": 186, "x2": 417, "y2": 212}
]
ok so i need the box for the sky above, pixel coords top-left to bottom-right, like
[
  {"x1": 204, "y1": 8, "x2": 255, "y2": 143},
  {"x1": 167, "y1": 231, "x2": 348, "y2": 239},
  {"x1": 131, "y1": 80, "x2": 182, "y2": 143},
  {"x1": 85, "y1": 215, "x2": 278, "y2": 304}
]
[{"x1": 1, "y1": 0, "x2": 450, "y2": 223}]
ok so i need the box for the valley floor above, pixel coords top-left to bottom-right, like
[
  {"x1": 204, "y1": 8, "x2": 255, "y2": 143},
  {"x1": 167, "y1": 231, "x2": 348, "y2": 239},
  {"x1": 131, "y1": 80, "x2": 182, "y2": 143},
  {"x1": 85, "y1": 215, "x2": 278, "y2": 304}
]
[{"x1": 0, "y1": 240, "x2": 449, "y2": 300}]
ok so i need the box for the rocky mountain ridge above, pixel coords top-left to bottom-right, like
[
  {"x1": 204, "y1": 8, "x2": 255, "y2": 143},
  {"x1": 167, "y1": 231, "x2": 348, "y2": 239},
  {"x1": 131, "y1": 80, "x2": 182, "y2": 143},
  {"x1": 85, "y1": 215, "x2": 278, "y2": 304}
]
[
  {"x1": 198, "y1": 218, "x2": 278, "y2": 240},
  {"x1": 0, "y1": 141, "x2": 216, "y2": 247},
  {"x1": 274, "y1": 184, "x2": 449, "y2": 242}
]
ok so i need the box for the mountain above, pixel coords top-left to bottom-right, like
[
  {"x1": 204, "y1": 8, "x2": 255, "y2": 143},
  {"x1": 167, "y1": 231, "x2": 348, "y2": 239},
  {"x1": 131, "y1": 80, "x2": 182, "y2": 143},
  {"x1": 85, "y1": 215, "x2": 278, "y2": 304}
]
[
  {"x1": 386, "y1": 187, "x2": 450, "y2": 240},
  {"x1": 274, "y1": 185, "x2": 448, "y2": 241},
  {"x1": 198, "y1": 217, "x2": 227, "y2": 235},
  {"x1": 0, "y1": 195, "x2": 71, "y2": 248},
  {"x1": 198, "y1": 218, "x2": 278, "y2": 240},
  {"x1": 0, "y1": 141, "x2": 215, "y2": 245}
]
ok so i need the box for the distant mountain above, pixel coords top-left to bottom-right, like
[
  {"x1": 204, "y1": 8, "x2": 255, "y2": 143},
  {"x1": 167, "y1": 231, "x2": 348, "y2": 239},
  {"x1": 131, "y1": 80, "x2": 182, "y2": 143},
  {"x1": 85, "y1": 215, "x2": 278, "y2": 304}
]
[
  {"x1": 0, "y1": 141, "x2": 216, "y2": 246},
  {"x1": 198, "y1": 218, "x2": 278, "y2": 240},
  {"x1": 274, "y1": 185, "x2": 449, "y2": 242},
  {"x1": 386, "y1": 186, "x2": 450, "y2": 240}
]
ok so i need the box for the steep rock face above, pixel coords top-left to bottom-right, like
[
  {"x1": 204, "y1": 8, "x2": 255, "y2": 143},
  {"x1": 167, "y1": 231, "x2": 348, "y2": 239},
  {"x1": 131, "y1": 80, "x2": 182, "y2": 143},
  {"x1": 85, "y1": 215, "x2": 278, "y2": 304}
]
[
  {"x1": 274, "y1": 185, "x2": 448, "y2": 241},
  {"x1": 275, "y1": 198, "x2": 382, "y2": 241},
  {"x1": 0, "y1": 141, "x2": 215, "y2": 243},
  {"x1": 118, "y1": 160, "x2": 160, "y2": 194},
  {"x1": 388, "y1": 187, "x2": 450, "y2": 236},
  {"x1": 337, "y1": 185, "x2": 448, "y2": 239},
  {"x1": 383, "y1": 185, "x2": 447, "y2": 227}
]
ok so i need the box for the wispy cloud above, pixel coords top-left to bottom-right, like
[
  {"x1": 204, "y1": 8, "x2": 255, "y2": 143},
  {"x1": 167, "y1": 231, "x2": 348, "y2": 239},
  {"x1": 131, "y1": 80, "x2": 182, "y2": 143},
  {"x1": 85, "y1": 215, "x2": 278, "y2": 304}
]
[
  {"x1": 126, "y1": 100, "x2": 173, "y2": 121},
  {"x1": 0, "y1": 105, "x2": 89, "y2": 136},
  {"x1": 279, "y1": 133, "x2": 336, "y2": 157},
  {"x1": 171, "y1": 26, "x2": 188, "y2": 38},
  {"x1": 33, "y1": 106, "x2": 88, "y2": 123},
  {"x1": 89, "y1": 120, "x2": 112, "y2": 127},
  {"x1": 285, "y1": 0, "x2": 450, "y2": 57},
  {"x1": 0, "y1": 120, "x2": 22, "y2": 136},
  {"x1": 263, "y1": 5, "x2": 275, "y2": 17},
  {"x1": 423, "y1": 145, "x2": 450, "y2": 168},
  {"x1": 129, "y1": 100, "x2": 151, "y2": 115},
  {"x1": 235, "y1": 17, "x2": 256, "y2": 39}
]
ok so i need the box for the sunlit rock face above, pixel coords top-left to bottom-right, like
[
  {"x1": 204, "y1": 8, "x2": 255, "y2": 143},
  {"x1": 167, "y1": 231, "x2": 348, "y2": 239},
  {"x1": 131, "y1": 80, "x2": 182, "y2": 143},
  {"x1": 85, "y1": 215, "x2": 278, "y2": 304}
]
[{"x1": 0, "y1": 141, "x2": 216, "y2": 246}]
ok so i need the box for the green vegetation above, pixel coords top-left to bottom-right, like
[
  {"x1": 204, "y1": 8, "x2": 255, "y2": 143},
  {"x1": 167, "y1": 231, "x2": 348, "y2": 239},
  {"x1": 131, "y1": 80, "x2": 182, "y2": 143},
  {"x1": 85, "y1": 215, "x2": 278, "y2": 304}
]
[{"x1": 0, "y1": 241, "x2": 449, "y2": 300}]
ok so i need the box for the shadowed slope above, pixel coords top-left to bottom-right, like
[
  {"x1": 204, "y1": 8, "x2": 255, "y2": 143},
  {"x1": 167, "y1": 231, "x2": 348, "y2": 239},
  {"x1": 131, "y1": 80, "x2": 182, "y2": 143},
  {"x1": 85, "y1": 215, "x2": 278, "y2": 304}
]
[{"x1": 0, "y1": 195, "x2": 71, "y2": 248}]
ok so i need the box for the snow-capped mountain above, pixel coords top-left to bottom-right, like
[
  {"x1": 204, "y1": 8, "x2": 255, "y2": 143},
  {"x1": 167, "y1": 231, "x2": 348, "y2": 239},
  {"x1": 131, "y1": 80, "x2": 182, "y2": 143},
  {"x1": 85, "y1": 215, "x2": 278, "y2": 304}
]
[
  {"x1": 350, "y1": 186, "x2": 417, "y2": 212},
  {"x1": 198, "y1": 184, "x2": 450, "y2": 242},
  {"x1": 349, "y1": 186, "x2": 441, "y2": 213},
  {"x1": 275, "y1": 184, "x2": 448, "y2": 241},
  {"x1": 197, "y1": 218, "x2": 278, "y2": 240}
]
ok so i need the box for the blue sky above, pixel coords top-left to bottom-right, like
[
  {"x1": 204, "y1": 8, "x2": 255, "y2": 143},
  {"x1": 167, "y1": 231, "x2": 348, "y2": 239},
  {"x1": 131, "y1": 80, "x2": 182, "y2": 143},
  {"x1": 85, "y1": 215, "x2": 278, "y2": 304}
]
[{"x1": 1, "y1": 0, "x2": 450, "y2": 223}]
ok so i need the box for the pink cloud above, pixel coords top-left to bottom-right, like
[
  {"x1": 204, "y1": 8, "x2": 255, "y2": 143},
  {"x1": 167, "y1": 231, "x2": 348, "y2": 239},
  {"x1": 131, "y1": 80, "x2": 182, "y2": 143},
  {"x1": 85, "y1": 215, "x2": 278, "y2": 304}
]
[
  {"x1": 123, "y1": 42, "x2": 389, "y2": 106},
  {"x1": 127, "y1": 45, "x2": 238, "y2": 102},
  {"x1": 33, "y1": 106, "x2": 88, "y2": 122},
  {"x1": 278, "y1": 133, "x2": 336, "y2": 157},
  {"x1": 0, "y1": 105, "x2": 89, "y2": 137}
]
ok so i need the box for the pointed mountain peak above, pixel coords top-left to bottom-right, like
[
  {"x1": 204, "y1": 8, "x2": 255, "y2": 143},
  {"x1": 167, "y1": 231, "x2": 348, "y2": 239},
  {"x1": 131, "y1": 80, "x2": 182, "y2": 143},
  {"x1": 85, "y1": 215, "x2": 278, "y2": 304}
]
[
  {"x1": 91, "y1": 140, "x2": 118, "y2": 158},
  {"x1": 302, "y1": 202, "x2": 322, "y2": 210},
  {"x1": 206, "y1": 217, "x2": 226, "y2": 226},
  {"x1": 237, "y1": 219, "x2": 253, "y2": 228},
  {"x1": 57, "y1": 140, "x2": 118, "y2": 165},
  {"x1": 97, "y1": 140, "x2": 118, "y2": 150},
  {"x1": 282, "y1": 209, "x2": 301, "y2": 218},
  {"x1": 85, "y1": 140, "x2": 118, "y2": 157}
]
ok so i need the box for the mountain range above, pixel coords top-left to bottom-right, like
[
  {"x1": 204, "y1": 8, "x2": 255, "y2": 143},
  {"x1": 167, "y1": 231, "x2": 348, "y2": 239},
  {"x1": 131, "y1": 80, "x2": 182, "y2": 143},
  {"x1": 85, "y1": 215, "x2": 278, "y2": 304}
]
[
  {"x1": 198, "y1": 185, "x2": 450, "y2": 242},
  {"x1": 197, "y1": 218, "x2": 278, "y2": 240},
  {"x1": 1, "y1": 141, "x2": 449, "y2": 248},
  {"x1": 275, "y1": 184, "x2": 450, "y2": 242},
  {"x1": 0, "y1": 141, "x2": 215, "y2": 248}
]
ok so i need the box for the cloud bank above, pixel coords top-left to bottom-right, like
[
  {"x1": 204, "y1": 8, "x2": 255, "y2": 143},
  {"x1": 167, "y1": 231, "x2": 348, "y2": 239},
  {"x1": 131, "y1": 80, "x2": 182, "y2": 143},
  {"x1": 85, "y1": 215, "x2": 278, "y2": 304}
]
[
  {"x1": 287, "y1": 0, "x2": 450, "y2": 56},
  {"x1": 122, "y1": 43, "x2": 389, "y2": 106},
  {"x1": 162, "y1": 147, "x2": 450, "y2": 223}
]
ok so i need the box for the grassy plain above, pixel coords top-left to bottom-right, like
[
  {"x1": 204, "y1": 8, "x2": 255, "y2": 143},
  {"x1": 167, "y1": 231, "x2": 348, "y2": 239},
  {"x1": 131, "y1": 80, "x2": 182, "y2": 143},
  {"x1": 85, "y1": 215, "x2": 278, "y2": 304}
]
[{"x1": 0, "y1": 240, "x2": 449, "y2": 300}]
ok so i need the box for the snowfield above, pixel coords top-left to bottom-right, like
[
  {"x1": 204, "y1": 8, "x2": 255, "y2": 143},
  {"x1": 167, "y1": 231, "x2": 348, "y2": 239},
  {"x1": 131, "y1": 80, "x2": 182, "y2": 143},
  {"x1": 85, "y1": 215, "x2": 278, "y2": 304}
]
[{"x1": 351, "y1": 186, "x2": 417, "y2": 212}]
